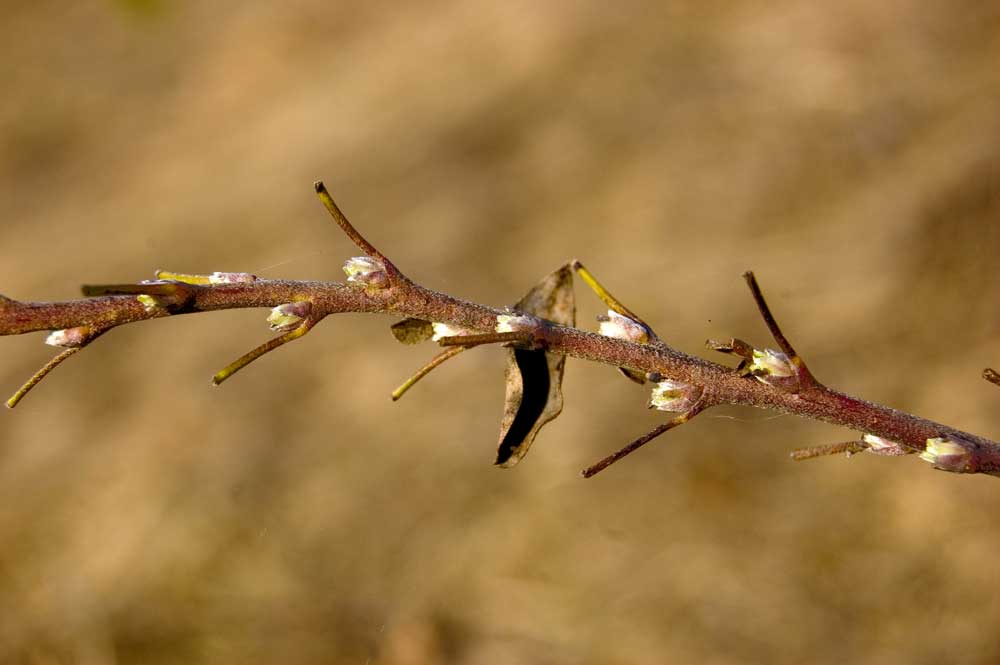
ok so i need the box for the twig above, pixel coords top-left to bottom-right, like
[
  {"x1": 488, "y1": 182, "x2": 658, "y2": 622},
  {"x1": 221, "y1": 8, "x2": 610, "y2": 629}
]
[
  {"x1": 790, "y1": 440, "x2": 868, "y2": 461},
  {"x1": 1, "y1": 185, "x2": 998, "y2": 479},
  {"x1": 437, "y1": 331, "x2": 530, "y2": 348}
]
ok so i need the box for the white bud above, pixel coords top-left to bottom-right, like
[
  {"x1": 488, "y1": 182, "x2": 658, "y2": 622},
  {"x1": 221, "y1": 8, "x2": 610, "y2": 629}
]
[
  {"x1": 920, "y1": 436, "x2": 973, "y2": 472},
  {"x1": 267, "y1": 301, "x2": 311, "y2": 332},
  {"x1": 748, "y1": 348, "x2": 795, "y2": 378},
  {"x1": 598, "y1": 310, "x2": 649, "y2": 344},
  {"x1": 861, "y1": 433, "x2": 909, "y2": 456},
  {"x1": 343, "y1": 256, "x2": 388, "y2": 289},
  {"x1": 45, "y1": 327, "x2": 89, "y2": 348},
  {"x1": 649, "y1": 380, "x2": 702, "y2": 413},
  {"x1": 431, "y1": 322, "x2": 465, "y2": 341},
  {"x1": 495, "y1": 314, "x2": 532, "y2": 333},
  {"x1": 209, "y1": 272, "x2": 257, "y2": 284}
]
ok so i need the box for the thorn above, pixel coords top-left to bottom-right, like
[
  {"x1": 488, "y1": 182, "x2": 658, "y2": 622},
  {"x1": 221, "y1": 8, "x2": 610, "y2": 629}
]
[
  {"x1": 581, "y1": 405, "x2": 704, "y2": 478},
  {"x1": 212, "y1": 319, "x2": 315, "y2": 386},
  {"x1": 6, "y1": 347, "x2": 84, "y2": 408},
  {"x1": 437, "y1": 331, "x2": 530, "y2": 348},
  {"x1": 706, "y1": 337, "x2": 755, "y2": 361},
  {"x1": 390, "y1": 346, "x2": 466, "y2": 401},
  {"x1": 790, "y1": 440, "x2": 867, "y2": 461},
  {"x1": 741, "y1": 272, "x2": 816, "y2": 386},
  {"x1": 314, "y1": 182, "x2": 404, "y2": 282},
  {"x1": 81, "y1": 282, "x2": 183, "y2": 298}
]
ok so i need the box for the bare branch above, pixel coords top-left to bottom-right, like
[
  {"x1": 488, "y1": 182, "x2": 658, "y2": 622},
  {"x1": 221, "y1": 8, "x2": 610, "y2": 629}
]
[{"x1": 2, "y1": 187, "x2": 998, "y2": 479}]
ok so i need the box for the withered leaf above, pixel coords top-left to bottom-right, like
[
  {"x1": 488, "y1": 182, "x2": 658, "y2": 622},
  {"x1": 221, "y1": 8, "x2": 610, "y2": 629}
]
[
  {"x1": 390, "y1": 317, "x2": 434, "y2": 345},
  {"x1": 496, "y1": 264, "x2": 575, "y2": 467}
]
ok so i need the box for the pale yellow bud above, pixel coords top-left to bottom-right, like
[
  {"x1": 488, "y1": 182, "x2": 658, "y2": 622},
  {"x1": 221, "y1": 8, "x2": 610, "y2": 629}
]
[
  {"x1": 920, "y1": 436, "x2": 973, "y2": 472},
  {"x1": 343, "y1": 256, "x2": 388, "y2": 289},
  {"x1": 267, "y1": 301, "x2": 311, "y2": 332}
]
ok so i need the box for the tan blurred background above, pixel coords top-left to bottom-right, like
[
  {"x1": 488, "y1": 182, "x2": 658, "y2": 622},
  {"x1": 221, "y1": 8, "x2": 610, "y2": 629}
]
[{"x1": 1, "y1": 1, "x2": 999, "y2": 663}]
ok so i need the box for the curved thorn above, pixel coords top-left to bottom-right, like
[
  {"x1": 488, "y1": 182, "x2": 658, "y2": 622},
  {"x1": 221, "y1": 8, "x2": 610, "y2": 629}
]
[
  {"x1": 7, "y1": 347, "x2": 83, "y2": 408},
  {"x1": 314, "y1": 182, "x2": 403, "y2": 281},
  {"x1": 742, "y1": 271, "x2": 816, "y2": 384},
  {"x1": 391, "y1": 346, "x2": 466, "y2": 401},
  {"x1": 212, "y1": 320, "x2": 314, "y2": 386},
  {"x1": 581, "y1": 404, "x2": 705, "y2": 478}
]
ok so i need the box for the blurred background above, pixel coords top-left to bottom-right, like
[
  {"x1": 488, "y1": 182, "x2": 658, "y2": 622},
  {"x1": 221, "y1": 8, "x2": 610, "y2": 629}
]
[{"x1": 1, "y1": 1, "x2": 999, "y2": 663}]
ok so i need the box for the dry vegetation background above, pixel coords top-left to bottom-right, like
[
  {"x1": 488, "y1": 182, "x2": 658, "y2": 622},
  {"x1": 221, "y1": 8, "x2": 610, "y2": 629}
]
[{"x1": 1, "y1": 2, "x2": 999, "y2": 663}]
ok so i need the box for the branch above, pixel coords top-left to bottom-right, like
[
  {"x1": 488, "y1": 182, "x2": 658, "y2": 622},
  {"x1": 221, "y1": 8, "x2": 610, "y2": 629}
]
[{"x1": 2, "y1": 182, "x2": 998, "y2": 479}]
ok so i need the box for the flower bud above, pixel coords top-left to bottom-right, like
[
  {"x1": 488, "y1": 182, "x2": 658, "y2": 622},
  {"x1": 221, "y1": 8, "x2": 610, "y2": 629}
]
[
  {"x1": 598, "y1": 310, "x2": 649, "y2": 344},
  {"x1": 746, "y1": 347, "x2": 800, "y2": 390},
  {"x1": 649, "y1": 379, "x2": 702, "y2": 413},
  {"x1": 748, "y1": 348, "x2": 795, "y2": 377},
  {"x1": 45, "y1": 326, "x2": 89, "y2": 348},
  {"x1": 431, "y1": 322, "x2": 466, "y2": 341},
  {"x1": 209, "y1": 272, "x2": 257, "y2": 284},
  {"x1": 861, "y1": 433, "x2": 909, "y2": 456},
  {"x1": 267, "y1": 301, "x2": 311, "y2": 332},
  {"x1": 920, "y1": 436, "x2": 973, "y2": 472},
  {"x1": 343, "y1": 256, "x2": 388, "y2": 289},
  {"x1": 495, "y1": 314, "x2": 532, "y2": 333}
]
